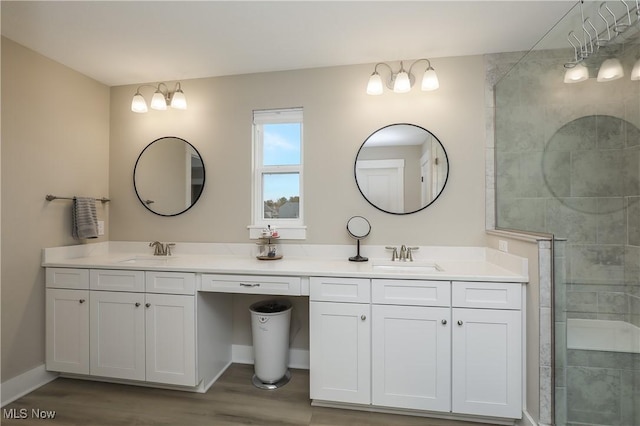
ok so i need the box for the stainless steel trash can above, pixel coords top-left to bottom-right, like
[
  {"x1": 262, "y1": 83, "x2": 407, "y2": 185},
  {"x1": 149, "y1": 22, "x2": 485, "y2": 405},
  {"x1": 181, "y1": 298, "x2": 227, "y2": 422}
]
[{"x1": 249, "y1": 299, "x2": 292, "y2": 389}]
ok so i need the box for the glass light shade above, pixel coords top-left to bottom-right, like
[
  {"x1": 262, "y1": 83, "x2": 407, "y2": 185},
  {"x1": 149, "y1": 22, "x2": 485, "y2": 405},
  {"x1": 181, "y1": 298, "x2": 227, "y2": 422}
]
[
  {"x1": 393, "y1": 71, "x2": 411, "y2": 93},
  {"x1": 597, "y1": 58, "x2": 624, "y2": 82},
  {"x1": 631, "y1": 58, "x2": 640, "y2": 80},
  {"x1": 366, "y1": 73, "x2": 384, "y2": 95},
  {"x1": 421, "y1": 68, "x2": 439, "y2": 91},
  {"x1": 564, "y1": 63, "x2": 589, "y2": 83},
  {"x1": 131, "y1": 93, "x2": 148, "y2": 113},
  {"x1": 150, "y1": 90, "x2": 168, "y2": 110},
  {"x1": 170, "y1": 90, "x2": 187, "y2": 109}
]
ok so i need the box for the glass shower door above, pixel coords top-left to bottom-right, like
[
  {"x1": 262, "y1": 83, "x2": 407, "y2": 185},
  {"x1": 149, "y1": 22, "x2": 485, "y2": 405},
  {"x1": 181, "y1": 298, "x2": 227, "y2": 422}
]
[{"x1": 493, "y1": 2, "x2": 640, "y2": 425}]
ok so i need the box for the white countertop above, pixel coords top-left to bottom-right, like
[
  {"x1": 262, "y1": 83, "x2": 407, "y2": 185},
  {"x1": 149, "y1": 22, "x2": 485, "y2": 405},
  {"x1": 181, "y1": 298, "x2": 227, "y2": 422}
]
[{"x1": 42, "y1": 242, "x2": 529, "y2": 283}]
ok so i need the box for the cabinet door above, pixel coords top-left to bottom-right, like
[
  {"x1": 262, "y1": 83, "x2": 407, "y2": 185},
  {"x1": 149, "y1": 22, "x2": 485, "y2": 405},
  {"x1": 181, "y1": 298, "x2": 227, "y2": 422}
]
[
  {"x1": 46, "y1": 289, "x2": 90, "y2": 374},
  {"x1": 145, "y1": 294, "x2": 197, "y2": 386},
  {"x1": 90, "y1": 291, "x2": 145, "y2": 381},
  {"x1": 452, "y1": 308, "x2": 522, "y2": 419},
  {"x1": 309, "y1": 301, "x2": 370, "y2": 404},
  {"x1": 372, "y1": 305, "x2": 450, "y2": 412}
]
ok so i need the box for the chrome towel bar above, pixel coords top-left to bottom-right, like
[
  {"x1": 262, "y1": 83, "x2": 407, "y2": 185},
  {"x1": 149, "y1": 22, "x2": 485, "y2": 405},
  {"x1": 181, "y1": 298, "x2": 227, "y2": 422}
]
[{"x1": 45, "y1": 194, "x2": 110, "y2": 203}]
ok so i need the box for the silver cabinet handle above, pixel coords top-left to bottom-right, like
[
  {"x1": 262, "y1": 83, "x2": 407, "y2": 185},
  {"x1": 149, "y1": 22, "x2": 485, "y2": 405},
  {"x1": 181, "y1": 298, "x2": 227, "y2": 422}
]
[
  {"x1": 145, "y1": 303, "x2": 151, "y2": 308},
  {"x1": 361, "y1": 315, "x2": 366, "y2": 321},
  {"x1": 135, "y1": 302, "x2": 141, "y2": 307},
  {"x1": 457, "y1": 320, "x2": 463, "y2": 326},
  {"x1": 240, "y1": 283, "x2": 260, "y2": 287},
  {"x1": 441, "y1": 319, "x2": 447, "y2": 325},
  {"x1": 79, "y1": 299, "x2": 86, "y2": 304}
]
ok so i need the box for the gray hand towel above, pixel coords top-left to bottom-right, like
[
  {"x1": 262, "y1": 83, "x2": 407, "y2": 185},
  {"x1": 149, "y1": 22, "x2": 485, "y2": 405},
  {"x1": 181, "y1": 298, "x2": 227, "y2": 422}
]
[{"x1": 72, "y1": 197, "x2": 98, "y2": 240}]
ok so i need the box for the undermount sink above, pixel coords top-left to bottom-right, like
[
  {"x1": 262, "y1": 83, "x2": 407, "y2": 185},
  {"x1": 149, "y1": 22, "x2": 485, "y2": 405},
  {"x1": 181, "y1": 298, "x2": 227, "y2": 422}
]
[
  {"x1": 372, "y1": 260, "x2": 443, "y2": 273},
  {"x1": 117, "y1": 256, "x2": 176, "y2": 265}
]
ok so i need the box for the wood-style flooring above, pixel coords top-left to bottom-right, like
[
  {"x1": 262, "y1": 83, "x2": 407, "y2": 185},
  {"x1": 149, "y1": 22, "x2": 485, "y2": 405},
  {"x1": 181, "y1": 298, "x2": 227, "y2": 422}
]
[{"x1": 2, "y1": 364, "x2": 495, "y2": 426}]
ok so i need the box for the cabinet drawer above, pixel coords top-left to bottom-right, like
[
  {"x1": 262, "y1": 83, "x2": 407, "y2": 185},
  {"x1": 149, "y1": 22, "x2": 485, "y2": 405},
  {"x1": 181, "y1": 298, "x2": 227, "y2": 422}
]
[
  {"x1": 90, "y1": 269, "x2": 145, "y2": 292},
  {"x1": 310, "y1": 277, "x2": 370, "y2": 303},
  {"x1": 46, "y1": 268, "x2": 89, "y2": 289},
  {"x1": 372, "y1": 279, "x2": 450, "y2": 306},
  {"x1": 452, "y1": 281, "x2": 521, "y2": 310},
  {"x1": 201, "y1": 274, "x2": 301, "y2": 296},
  {"x1": 146, "y1": 271, "x2": 195, "y2": 295}
]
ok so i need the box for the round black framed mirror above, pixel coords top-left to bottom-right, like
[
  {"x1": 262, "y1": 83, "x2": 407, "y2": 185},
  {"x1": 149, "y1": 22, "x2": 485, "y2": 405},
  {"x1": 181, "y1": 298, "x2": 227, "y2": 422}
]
[
  {"x1": 354, "y1": 123, "x2": 449, "y2": 215},
  {"x1": 133, "y1": 136, "x2": 205, "y2": 216}
]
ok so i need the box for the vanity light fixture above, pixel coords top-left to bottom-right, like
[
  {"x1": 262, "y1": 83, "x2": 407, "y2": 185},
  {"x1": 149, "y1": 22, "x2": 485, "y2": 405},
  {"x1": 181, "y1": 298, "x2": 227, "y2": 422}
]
[
  {"x1": 562, "y1": 2, "x2": 638, "y2": 84},
  {"x1": 131, "y1": 82, "x2": 187, "y2": 113},
  {"x1": 597, "y1": 58, "x2": 624, "y2": 82},
  {"x1": 366, "y1": 59, "x2": 439, "y2": 95},
  {"x1": 631, "y1": 58, "x2": 640, "y2": 80},
  {"x1": 564, "y1": 62, "x2": 589, "y2": 83}
]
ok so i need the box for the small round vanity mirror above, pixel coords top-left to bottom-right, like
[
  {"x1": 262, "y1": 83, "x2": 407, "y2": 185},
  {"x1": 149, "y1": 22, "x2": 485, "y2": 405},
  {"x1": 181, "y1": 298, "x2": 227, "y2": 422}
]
[
  {"x1": 346, "y1": 216, "x2": 371, "y2": 262},
  {"x1": 354, "y1": 123, "x2": 449, "y2": 215},
  {"x1": 134, "y1": 136, "x2": 205, "y2": 216}
]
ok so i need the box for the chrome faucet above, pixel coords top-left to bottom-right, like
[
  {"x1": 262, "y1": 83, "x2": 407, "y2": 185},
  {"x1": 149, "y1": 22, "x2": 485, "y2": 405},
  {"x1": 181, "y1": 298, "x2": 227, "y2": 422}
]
[
  {"x1": 149, "y1": 241, "x2": 175, "y2": 256},
  {"x1": 386, "y1": 245, "x2": 419, "y2": 261},
  {"x1": 385, "y1": 246, "x2": 399, "y2": 261},
  {"x1": 150, "y1": 241, "x2": 165, "y2": 255},
  {"x1": 399, "y1": 245, "x2": 407, "y2": 261},
  {"x1": 406, "y1": 246, "x2": 419, "y2": 261}
]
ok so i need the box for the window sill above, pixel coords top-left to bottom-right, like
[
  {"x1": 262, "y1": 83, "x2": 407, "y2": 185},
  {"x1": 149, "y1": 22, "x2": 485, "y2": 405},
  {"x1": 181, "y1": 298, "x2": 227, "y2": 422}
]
[{"x1": 247, "y1": 225, "x2": 307, "y2": 240}]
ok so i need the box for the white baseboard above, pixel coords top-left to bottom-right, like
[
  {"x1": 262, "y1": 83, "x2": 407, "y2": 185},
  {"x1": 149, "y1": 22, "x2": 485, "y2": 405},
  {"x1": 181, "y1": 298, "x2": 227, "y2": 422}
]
[
  {"x1": 1, "y1": 365, "x2": 58, "y2": 407},
  {"x1": 232, "y1": 344, "x2": 309, "y2": 369}
]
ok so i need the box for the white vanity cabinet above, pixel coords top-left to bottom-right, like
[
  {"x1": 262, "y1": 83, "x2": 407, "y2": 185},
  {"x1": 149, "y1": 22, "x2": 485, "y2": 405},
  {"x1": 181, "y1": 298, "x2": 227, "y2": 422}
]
[
  {"x1": 46, "y1": 268, "x2": 197, "y2": 387},
  {"x1": 90, "y1": 290, "x2": 146, "y2": 380},
  {"x1": 371, "y1": 279, "x2": 451, "y2": 412},
  {"x1": 310, "y1": 277, "x2": 524, "y2": 421},
  {"x1": 309, "y1": 277, "x2": 371, "y2": 404},
  {"x1": 451, "y1": 281, "x2": 522, "y2": 419},
  {"x1": 46, "y1": 285, "x2": 90, "y2": 375},
  {"x1": 144, "y1": 292, "x2": 196, "y2": 386}
]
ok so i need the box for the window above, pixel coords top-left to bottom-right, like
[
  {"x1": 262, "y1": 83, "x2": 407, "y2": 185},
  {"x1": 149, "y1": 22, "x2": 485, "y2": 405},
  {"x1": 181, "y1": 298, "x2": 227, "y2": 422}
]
[{"x1": 250, "y1": 108, "x2": 305, "y2": 239}]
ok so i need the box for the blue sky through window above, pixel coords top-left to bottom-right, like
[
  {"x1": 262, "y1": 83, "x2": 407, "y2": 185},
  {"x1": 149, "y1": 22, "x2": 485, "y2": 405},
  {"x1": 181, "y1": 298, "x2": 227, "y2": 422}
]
[
  {"x1": 262, "y1": 123, "x2": 301, "y2": 201},
  {"x1": 263, "y1": 123, "x2": 301, "y2": 166}
]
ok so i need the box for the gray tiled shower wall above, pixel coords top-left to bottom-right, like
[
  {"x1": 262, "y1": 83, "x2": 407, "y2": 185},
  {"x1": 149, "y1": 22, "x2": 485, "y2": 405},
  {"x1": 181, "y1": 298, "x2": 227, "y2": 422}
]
[
  {"x1": 564, "y1": 349, "x2": 640, "y2": 426},
  {"x1": 492, "y1": 24, "x2": 640, "y2": 426},
  {"x1": 494, "y1": 45, "x2": 640, "y2": 328}
]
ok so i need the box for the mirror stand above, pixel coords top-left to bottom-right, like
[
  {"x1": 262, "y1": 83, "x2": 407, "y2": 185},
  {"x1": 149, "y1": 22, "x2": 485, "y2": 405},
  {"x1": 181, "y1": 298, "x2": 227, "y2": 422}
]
[
  {"x1": 346, "y1": 216, "x2": 371, "y2": 262},
  {"x1": 349, "y1": 239, "x2": 368, "y2": 262}
]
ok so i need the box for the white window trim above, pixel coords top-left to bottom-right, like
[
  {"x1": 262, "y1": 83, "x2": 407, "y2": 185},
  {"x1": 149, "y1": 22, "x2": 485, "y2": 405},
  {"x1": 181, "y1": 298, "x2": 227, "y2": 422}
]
[{"x1": 250, "y1": 108, "x2": 306, "y2": 240}]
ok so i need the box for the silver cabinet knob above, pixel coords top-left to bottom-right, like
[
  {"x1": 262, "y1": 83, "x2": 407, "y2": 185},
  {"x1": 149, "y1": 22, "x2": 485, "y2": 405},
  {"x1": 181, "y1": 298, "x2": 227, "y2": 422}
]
[
  {"x1": 441, "y1": 319, "x2": 447, "y2": 325},
  {"x1": 79, "y1": 299, "x2": 86, "y2": 304},
  {"x1": 457, "y1": 320, "x2": 464, "y2": 326},
  {"x1": 361, "y1": 315, "x2": 366, "y2": 321},
  {"x1": 145, "y1": 303, "x2": 151, "y2": 308}
]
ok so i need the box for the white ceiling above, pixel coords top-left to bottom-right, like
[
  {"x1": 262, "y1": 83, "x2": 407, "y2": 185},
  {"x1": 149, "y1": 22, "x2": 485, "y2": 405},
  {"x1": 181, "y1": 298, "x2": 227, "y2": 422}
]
[{"x1": 1, "y1": 1, "x2": 576, "y2": 87}]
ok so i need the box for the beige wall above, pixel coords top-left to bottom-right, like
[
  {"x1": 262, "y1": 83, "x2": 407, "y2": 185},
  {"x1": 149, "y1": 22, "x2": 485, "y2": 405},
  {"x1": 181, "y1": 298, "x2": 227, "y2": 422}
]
[
  {"x1": 109, "y1": 55, "x2": 488, "y2": 246},
  {"x1": 1, "y1": 38, "x2": 110, "y2": 381}
]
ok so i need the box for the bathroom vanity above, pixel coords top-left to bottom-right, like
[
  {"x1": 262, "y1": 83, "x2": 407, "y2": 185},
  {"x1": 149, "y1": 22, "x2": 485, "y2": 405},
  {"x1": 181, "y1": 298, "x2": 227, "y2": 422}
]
[{"x1": 42, "y1": 242, "x2": 527, "y2": 424}]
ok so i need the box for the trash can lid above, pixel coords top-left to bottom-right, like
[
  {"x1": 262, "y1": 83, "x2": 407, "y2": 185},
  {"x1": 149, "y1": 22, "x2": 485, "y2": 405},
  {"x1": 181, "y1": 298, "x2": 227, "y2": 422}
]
[{"x1": 250, "y1": 299, "x2": 292, "y2": 314}]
